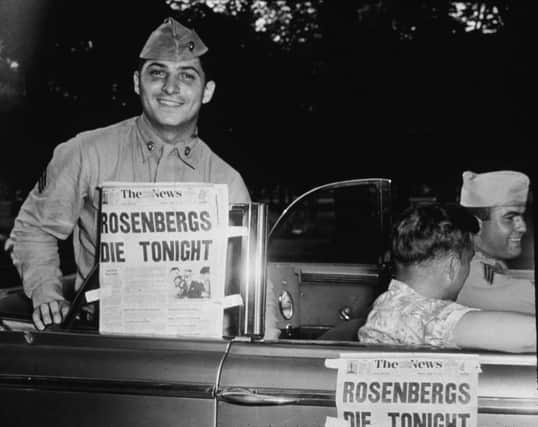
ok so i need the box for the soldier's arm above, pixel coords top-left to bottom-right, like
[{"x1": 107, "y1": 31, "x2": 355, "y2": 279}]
[
  {"x1": 486, "y1": 280, "x2": 534, "y2": 314},
  {"x1": 458, "y1": 262, "x2": 535, "y2": 314},
  {"x1": 229, "y1": 172, "x2": 251, "y2": 205},
  {"x1": 461, "y1": 278, "x2": 535, "y2": 315},
  {"x1": 10, "y1": 138, "x2": 89, "y2": 328},
  {"x1": 454, "y1": 310, "x2": 536, "y2": 353}
]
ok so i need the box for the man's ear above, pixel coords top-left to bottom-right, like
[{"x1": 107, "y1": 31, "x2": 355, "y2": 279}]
[
  {"x1": 133, "y1": 71, "x2": 140, "y2": 95},
  {"x1": 474, "y1": 216, "x2": 483, "y2": 232},
  {"x1": 202, "y1": 80, "x2": 216, "y2": 104}
]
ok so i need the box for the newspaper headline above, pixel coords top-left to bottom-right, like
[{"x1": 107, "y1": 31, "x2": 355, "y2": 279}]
[
  {"x1": 325, "y1": 354, "x2": 481, "y2": 427},
  {"x1": 98, "y1": 182, "x2": 229, "y2": 338}
]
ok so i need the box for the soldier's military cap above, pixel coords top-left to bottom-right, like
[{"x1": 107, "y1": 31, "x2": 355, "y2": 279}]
[
  {"x1": 460, "y1": 170, "x2": 529, "y2": 207},
  {"x1": 139, "y1": 17, "x2": 208, "y2": 61}
]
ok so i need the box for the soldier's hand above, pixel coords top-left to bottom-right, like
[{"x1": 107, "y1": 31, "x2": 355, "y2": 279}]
[{"x1": 32, "y1": 300, "x2": 71, "y2": 330}]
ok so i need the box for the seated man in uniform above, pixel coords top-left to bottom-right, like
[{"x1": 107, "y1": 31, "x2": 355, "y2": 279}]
[
  {"x1": 7, "y1": 17, "x2": 251, "y2": 330},
  {"x1": 456, "y1": 170, "x2": 535, "y2": 314},
  {"x1": 358, "y1": 204, "x2": 536, "y2": 353}
]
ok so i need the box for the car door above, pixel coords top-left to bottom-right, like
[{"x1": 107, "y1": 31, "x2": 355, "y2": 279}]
[
  {"x1": 0, "y1": 328, "x2": 227, "y2": 427},
  {"x1": 267, "y1": 179, "x2": 392, "y2": 338},
  {"x1": 217, "y1": 341, "x2": 538, "y2": 427},
  {"x1": 216, "y1": 178, "x2": 537, "y2": 426}
]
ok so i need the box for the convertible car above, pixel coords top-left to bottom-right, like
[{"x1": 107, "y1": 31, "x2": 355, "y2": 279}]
[{"x1": 0, "y1": 178, "x2": 536, "y2": 427}]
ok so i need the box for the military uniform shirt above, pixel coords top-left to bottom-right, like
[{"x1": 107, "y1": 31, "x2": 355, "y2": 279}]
[
  {"x1": 358, "y1": 280, "x2": 477, "y2": 348},
  {"x1": 456, "y1": 251, "x2": 535, "y2": 314},
  {"x1": 11, "y1": 115, "x2": 250, "y2": 307}
]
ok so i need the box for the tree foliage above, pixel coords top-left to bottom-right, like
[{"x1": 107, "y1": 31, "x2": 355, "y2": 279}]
[{"x1": 0, "y1": 0, "x2": 532, "y2": 189}]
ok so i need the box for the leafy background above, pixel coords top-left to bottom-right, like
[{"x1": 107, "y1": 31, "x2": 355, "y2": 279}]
[{"x1": 0, "y1": 0, "x2": 533, "y2": 202}]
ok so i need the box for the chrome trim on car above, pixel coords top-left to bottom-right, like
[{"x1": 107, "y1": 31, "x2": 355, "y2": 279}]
[
  {"x1": 238, "y1": 203, "x2": 268, "y2": 338},
  {"x1": 296, "y1": 264, "x2": 381, "y2": 287},
  {"x1": 217, "y1": 387, "x2": 333, "y2": 406},
  {"x1": 479, "y1": 397, "x2": 538, "y2": 415},
  {"x1": 479, "y1": 353, "x2": 537, "y2": 366},
  {"x1": 217, "y1": 387, "x2": 301, "y2": 406},
  {"x1": 299, "y1": 272, "x2": 379, "y2": 286},
  {"x1": 0, "y1": 374, "x2": 214, "y2": 398},
  {"x1": 278, "y1": 290, "x2": 294, "y2": 320},
  {"x1": 216, "y1": 386, "x2": 538, "y2": 414},
  {"x1": 269, "y1": 178, "x2": 391, "y2": 237}
]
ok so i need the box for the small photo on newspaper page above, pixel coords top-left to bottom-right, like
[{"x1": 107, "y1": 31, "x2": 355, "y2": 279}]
[{"x1": 98, "y1": 182, "x2": 229, "y2": 339}]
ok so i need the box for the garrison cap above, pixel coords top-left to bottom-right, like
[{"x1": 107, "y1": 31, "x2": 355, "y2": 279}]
[
  {"x1": 139, "y1": 17, "x2": 208, "y2": 61},
  {"x1": 460, "y1": 170, "x2": 529, "y2": 207}
]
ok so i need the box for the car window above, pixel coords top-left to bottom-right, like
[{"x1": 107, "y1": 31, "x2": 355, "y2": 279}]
[{"x1": 268, "y1": 181, "x2": 390, "y2": 264}]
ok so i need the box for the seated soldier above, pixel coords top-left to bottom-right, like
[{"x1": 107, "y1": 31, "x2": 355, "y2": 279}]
[{"x1": 358, "y1": 204, "x2": 536, "y2": 353}]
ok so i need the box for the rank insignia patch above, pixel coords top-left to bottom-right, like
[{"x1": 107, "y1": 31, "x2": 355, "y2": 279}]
[{"x1": 483, "y1": 263, "x2": 495, "y2": 284}]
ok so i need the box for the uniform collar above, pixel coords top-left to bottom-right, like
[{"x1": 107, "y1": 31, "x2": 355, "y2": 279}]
[
  {"x1": 135, "y1": 115, "x2": 201, "y2": 168},
  {"x1": 472, "y1": 250, "x2": 508, "y2": 273},
  {"x1": 473, "y1": 250, "x2": 499, "y2": 265},
  {"x1": 389, "y1": 279, "x2": 414, "y2": 293}
]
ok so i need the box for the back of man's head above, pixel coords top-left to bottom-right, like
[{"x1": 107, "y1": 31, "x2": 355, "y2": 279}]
[{"x1": 393, "y1": 204, "x2": 478, "y2": 269}]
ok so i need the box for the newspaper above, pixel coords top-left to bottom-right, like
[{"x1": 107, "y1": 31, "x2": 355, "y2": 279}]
[
  {"x1": 98, "y1": 182, "x2": 229, "y2": 338},
  {"x1": 325, "y1": 353, "x2": 481, "y2": 427}
]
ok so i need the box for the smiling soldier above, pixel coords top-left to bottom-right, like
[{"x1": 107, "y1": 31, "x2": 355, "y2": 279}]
[
  {"x1": 7, "y1": 17, "x2": 250, "y2": 330},
  {"x1": 457, "y1": 170, "x2": 535, "y2": 314}
]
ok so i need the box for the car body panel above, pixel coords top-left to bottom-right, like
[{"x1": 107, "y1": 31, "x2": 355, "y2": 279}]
[
  {"x1": 217, "y1": 341, "x2": 538, "y2": 426},
  {"x1": 0, "y1": 331, "x2": 228, "y2": 426},
  {"x1": 1, "y1": 177, "x2": 535, "y2": 426},
  {"x1": 4, "y1": 390, "x2": 212, "y2": 427}
]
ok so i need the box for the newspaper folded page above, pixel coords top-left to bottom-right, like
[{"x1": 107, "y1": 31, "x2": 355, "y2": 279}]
[{"x1": 98, "y1": 182, "x2": 229, "y2": 338}]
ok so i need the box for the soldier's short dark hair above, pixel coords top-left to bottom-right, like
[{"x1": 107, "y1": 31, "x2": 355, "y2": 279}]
[{"x1": 393, "y1": 204, "x2": 479, "y2": 267}]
